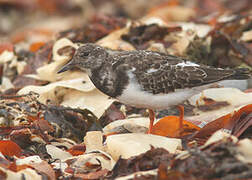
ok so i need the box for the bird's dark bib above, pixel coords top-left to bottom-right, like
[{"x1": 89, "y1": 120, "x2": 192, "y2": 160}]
[{"x1": 89, "y1": 65, "x2": 129, "y2": 98}]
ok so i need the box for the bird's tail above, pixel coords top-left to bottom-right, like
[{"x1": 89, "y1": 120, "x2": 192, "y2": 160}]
[{"x1": 230, "y1": 68, "x2": 252, "y2": 80}]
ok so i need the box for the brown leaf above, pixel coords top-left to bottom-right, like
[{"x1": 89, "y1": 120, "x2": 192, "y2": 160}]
[
  {"x1": 73, "y1": 169, "x2": 109, "y2": 179},
  {"x1": 192, "y1": 104, "x2": 252, "y2": 145},
  {"x1": 171, "y1": 139, "x2": 252, "y2": 179},
  {"x1": 121, "y1": 24, "x2": 181, "y2": 49},
  {"x1": 29, "y1": 161, "x2": 56, "y2": 180},
  {"x1": 56, "y1": 14, "x2": 127, "y2": 43},
  {"x1": 110, "y1": 147, "x2": 173, "y2": 179},
  {"x1": 10, "y1": 128, "x2": 33, "y2": 149}
]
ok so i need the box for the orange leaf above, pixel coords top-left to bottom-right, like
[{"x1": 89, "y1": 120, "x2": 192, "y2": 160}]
[
  {"x1": 152, "y1": 116, "x2": 200, "y2": 137},
  {"x1": 12, "y1": 164, "x2": 30, "y2": 172},
  {"x1": 233, "y1": 104, "x2": 252, "y2": 117},
  {"x1": 207, "y1": 17, "x2": 218, "y2": 26},
  {"x1": 29, "y1": 42, "x2": 45, "y2": 52},
  {"x1": 0, "y1": 140, "x2": 22, "y2": 157},
  {"x1": 149, "y1": 0, "x2": 179, "y2": 14},
  {"x1": 11, "y1": 31, "x2": 26, "y2": 44}
]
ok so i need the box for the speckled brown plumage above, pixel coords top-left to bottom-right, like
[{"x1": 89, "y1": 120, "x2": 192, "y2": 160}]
[{"x1": 58, "y1": 43, "x2": 251, "y2": 98}]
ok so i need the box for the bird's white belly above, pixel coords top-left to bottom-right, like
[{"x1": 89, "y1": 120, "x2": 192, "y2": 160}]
[{"x1": 117, "y1": 76, "x2": 198, "y2": 110}]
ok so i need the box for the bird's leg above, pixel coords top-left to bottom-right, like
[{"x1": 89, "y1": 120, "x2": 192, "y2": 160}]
[
  {"x1": 177, "y1": 105, "x2": 184, "y2": 129},
  {"x1": 148, "y1": 109, "x2": 155, "y2": 134}
]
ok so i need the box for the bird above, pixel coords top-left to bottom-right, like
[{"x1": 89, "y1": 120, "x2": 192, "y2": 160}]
[{"x1": 57, "y1": 43, "x2": 251, "y2": 134}]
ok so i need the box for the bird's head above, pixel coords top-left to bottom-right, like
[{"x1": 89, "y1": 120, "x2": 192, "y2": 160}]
[{"x1": 57, "y1": 43, "x2": 108, "y2": 74}]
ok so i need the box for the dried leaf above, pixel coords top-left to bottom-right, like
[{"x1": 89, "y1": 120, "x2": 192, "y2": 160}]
[
  {"x1": 73, "y1": 169, "x2": 109, "y2": 179},
  {"x1": 0, "y1": 140, "x2": 22, "y2": 157},
  {"x1": 152, "y1": 116, "x2": 200, "y2": 137},
  {"x1": 29, "y1": 42, "x2": 46, "y2": 52},
  {"x1": 121, "y1": 24, "x2": 181, "y2": 49},
  {"x1": 171, "y1": 138, "x2": 252, "y2": 179},
  {"x1": 29, "y1": 161, "x2": 56, "y2": 180},
  {"x1": 111, "y1": 147, "x2": 172, "y2": 179},
  {"x1": 67, "y1": 144, "x2": 86, "y2": 156},
  {"x1": 0, "y1": 43, "x2": 14, "y2": 54},
  {"x1": 191, "y1": 104, "x2": 252, "y2": 145}
]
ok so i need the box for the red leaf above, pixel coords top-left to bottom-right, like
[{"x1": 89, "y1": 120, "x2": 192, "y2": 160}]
[
  {"x1": 67, "y1": 144, "x2": 86, "y2": 156},
  {"x1": 0, "y1": 140, "x2": 22, "y2": 157}
]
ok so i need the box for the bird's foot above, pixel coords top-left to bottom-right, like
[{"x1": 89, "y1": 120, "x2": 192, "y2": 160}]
[{"x1": 147, "y1": 109, "x2": 155, "y2": 134}]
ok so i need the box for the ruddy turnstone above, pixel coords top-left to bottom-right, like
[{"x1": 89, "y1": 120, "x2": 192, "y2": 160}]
[{"x1": 58, "y1": 43, "x2": 251, "y2": 133}]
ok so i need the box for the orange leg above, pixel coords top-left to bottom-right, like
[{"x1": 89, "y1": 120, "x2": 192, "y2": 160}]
[
  {"x1": 177, "y1": 105, "x2": 184, "y2": 129},
  {"x1": 148, "y1": 109, "x2": 155, "y2": 134}
]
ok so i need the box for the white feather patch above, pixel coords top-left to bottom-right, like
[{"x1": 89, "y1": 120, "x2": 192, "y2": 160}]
[
  {"x1": 176, "y1": 61, "x2": 199, "y2": 67},
  {"x1": 117, "y1": 71, "x2": 198, "y2": 109}
]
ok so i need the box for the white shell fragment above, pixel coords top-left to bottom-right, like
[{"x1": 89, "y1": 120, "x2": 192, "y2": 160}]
[
  {"x1": 52, "y1": 38, "x2": 79, "y2": 62},
  {"x1": 189, "y1": 88, "x2": 252, "y2": 107},
  {"x1": 203, "y1": 130, "x2": 238, "y2": 147},
  {"x1": 84, "y1": 131, "x2": 104, "y2": 152},
  {"x1": 105, "y1": 133, "x2": 181, "y2": 160},
  {"x1": 46, "y1": 144, "x2": 72, "y2": 161},
  {"x1": 236, "y1": 139, "x2": 252, "y2": 164},
  {"x1": 18, "y1": 75, "x2": 114, "y2": 118},
  {"x1": 103, "y1": 117, "x2": 150, "y2": 135},
  {"x1": 97, "y1": 28, "x2": 135, "y2": 51},
  {"x1": 186, "y1": 88, "x2": 252, "y2": 124},
  {"x1": 178, "y1": 22, "x2": 212, "y2": 38},
  {"x1": 32, "y1": 38, "x2": 79, "y2": 82},
  {"x1": 61, "y1": 89, "x2": 114, "y2": 118},
  {"x1": 51, "y1": 161, "x2": 68, "y2": 173},
  {"x1": 0, "y1": 77, "x2": 14, "y2": 92},
  {"x1": 240, "y1": 30, "x2": 252, "y2": 42},
  {"x1": 70, "y1": 150, "x2": 116, "y2": 171},
  {"x1": 0, "y1": 51, "x2": 15, "y2": 64},
  {"x1": 19, "y1": 75, "x2": 94, "y2": 95},
  {"x1": 0, "y1": 167, "x2": 42, "y2": 180},
  {"x1": 16, "y1": 156, "x2": 43, "y2": 166}
]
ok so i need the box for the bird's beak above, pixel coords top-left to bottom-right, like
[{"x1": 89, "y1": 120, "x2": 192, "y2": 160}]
[{"x1": 57, "y1": 60, "x2": 75, "y2": 74}]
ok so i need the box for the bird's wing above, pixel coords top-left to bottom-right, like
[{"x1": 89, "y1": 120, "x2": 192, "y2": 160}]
[{"x1": 130, "y1": 52, "x2": 238, "y2": 94}]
